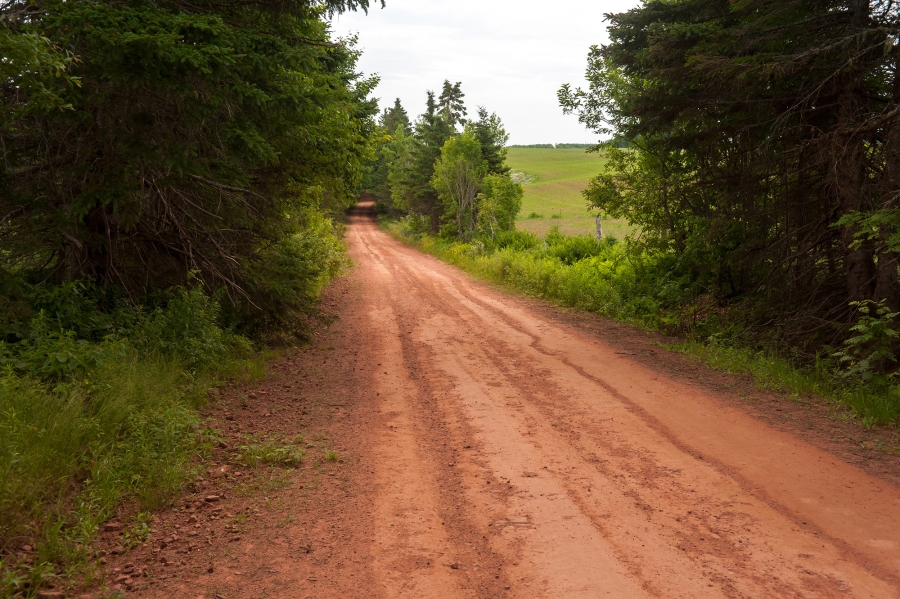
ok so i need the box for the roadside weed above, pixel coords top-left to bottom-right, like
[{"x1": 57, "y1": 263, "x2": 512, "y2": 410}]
[{"x1": 238, "y1": 434, "x2": 306, "y2": 468}]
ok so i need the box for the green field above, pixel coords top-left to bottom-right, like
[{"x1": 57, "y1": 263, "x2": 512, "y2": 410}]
[{"x1": 506, "y1": 147, "x2": 630, "y2": 239}]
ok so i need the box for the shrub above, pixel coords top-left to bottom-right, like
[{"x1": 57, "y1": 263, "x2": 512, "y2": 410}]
[
  {"x1": 0, "y1": 278, "x2": 265, "y2": 592},
  {"x1": 544, "y1": 230, "x2": 610, "y2": 264},
  {"x1": 237, "y1": 210, "x2": 348, "y2": 340},
  {"x1": 131, "y1": 285, "x2": 236, "y2": 371},
  {"x1": 398, "y1": 213, "x2": 431, "y2": 238},
  {"x1": 0, "y1": 319, "x2": 127, "y2": 381},
  {"x1": 491, "y1": 230, "x2": 540, "y2": 252}
]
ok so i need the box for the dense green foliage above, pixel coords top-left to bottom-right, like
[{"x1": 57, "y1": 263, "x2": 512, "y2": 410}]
[
  {"x1": 0, "y1": 283, "x2": 269, "y2": 596},
  {"x1": 363, "y1": 98, "x2": 410, "y2": 205},
  {"x1": 2, "y1": 0, "x2": 378, "y2": 337},
  {"x1": 558, "y1": 0, "x2": 900, "y2": 378},
  {"x1": 363, "y1": 82, "x2": 522, "y2": 236},
  {"x1": 1, "y1": 0, "x2": 377, "y2": 591},
  {"x1": 476, "y1": 175, "x2": 524, "y2": 237},
  {"x1": 432, "y1": 132, "x2": 487, "y2": 236}
]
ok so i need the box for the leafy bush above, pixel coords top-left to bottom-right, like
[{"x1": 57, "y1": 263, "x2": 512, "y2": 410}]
[
  {"x1": 831, "y1": 300, "x2": 900, "y2": 382},
  {"x1": 543, "y1": 229, "x2": 611, "y2": 264},
  {"x1": 490, "y1": 229, "x2": 540, "y2": 252},
  {"x1": 131, "y1": 285, "x2": 239, "y2": 371},
  {"x1": 238, "y1": 210, "x2": 348, "y2": 339},
  {"x1": 398, "y1": 213, "x2": 432, "y2": 238},
  {"x1": 476, "y1": 174, "x2": 523, "y2": 237},
  {"x1": 0, "y1": 319, "x2": 127, "y2": 381},
  {"x1": 0, "y1": 276, "x2": 277, "y2": 593}
]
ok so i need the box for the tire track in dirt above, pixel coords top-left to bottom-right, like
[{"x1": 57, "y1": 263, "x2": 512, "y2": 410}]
[
  {"x1": 348, "y1": 199, "x2": 899, "y2": 598},
  {"x1": 114, "y1": 199, "x2": 899, "y2": 599},
  {"x1": 426, "y1": 267, "x2": 900, "y2": 593}
]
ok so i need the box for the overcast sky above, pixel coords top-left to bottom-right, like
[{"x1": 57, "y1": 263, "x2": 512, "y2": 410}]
[{"x1": 330, "y1": 0, "x2": 640, "y2": 146}]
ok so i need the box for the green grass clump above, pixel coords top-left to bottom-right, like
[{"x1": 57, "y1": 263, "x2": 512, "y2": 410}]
[
  {"x1": 0, "y1": 355, "x2": 217, "y2": 597},
  {"x1": 238, "y1": 435, "x2": 306, "y2": 468}
]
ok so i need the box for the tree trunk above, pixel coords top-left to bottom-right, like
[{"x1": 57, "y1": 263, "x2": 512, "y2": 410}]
[
  {"x1": 836, "y1": 0, "x2": 876, "y2": 304},
  {"x1": 874, "y1": 57, "x2": 900, "y2": 311}
]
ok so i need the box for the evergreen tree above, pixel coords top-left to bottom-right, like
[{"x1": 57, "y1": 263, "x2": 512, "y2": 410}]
[
  {"x1": 364, "y1": 98, "x2": 411, "y2": 208},
  {"x1": 376, "y1": 81, "x2": 521, "y2": 237},
  {"x1": 380, "y1": 98, "x2": 411, "y2": 135},
  {"x1": 470, "y1": 107, "x2": 510, "y2": 175},
  {"x1": 438, "y1": 80, "x2": 467, "y2": 129},
  {"x1": 0, "y1": 0, "x2": 380, "y2": 335},
  {"x1": 407, "y1": 91, "x2": 455, "y2": 230},
  {"x1": 561, "y1": 0, "x2": 900, "y2": 350}
]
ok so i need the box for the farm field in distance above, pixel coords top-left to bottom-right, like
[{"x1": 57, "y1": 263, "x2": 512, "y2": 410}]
[{"x1": 506, "y1": 147, "x2": 631, "y2": 238}]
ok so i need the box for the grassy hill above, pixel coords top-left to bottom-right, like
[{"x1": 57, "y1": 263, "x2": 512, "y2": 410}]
[{"x1": 506, "y1": 147, "x2": 630, "y2": 239}]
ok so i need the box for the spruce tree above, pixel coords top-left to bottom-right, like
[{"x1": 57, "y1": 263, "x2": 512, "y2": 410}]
[
  {"x1": 380, "y1": 98, "x2": 411, "y2": 135},
  {"x1": 470, "y1": 107, "x2": 510, "y2": 175},
  {"x1": 407, "y1": 91, "x2": 455, "y2": 230},
  {"x1": 0, "y1": 0, "x2": 380, "y2": 335},
  {"x1": 438, "y1": 80, "x2": 467, "y2": 129},
  {"x1": 560, "y1": 0, "x2": 900, "y2": 348}
]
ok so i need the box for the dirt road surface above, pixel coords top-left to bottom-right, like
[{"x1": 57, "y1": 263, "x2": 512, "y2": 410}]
[{"x1": 118, "y1": 200, "x2": 900, "y2": 599}]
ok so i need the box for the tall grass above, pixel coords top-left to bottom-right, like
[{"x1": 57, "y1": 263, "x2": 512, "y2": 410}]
[
  {"x1": 0, "y1": 286, "x2": 266, "y2": 598},
  {"x1": 386, "y1": 221, "x2": 900, "y2": 428},
  {"x1": 397, "y1": 225, "x2": 679, "y2": 329},
  {"x1": 674, "y1": 341, "x2": 900, "y2": 428}
]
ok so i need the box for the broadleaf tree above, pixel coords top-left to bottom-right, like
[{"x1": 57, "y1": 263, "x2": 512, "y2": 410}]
[{"x1": 432, "y1": 131, "x2": 486, "y2": 237}]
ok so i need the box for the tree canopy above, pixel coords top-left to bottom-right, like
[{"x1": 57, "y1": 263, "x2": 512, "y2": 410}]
[
  {"x1": 561, "y1": 0, "x2": 900, "y2": 353},
  {"x1": 364, "y1": 81, "x2": 521, "y2": 238},
  {"x1": 1, "y1": 0, "x2": 380, "y2": 336}
]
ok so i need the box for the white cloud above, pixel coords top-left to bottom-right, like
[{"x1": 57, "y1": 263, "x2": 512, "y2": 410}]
[{"x1": 331, "y1": 0, "x2": 640, "y2": 145}]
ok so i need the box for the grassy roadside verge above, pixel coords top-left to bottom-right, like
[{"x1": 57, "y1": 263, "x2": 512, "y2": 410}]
[
  {"x1": 0, "y1": 209, "x2": 348, "y2": 597},
  {"x1": 382, "y1": 220, "x2": 900, "y2": 432},
  {"x1": 0, "y1": 286, "x2": 279, "y2": 598}
]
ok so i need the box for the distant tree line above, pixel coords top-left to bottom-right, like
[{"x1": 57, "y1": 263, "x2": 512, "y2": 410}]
[
  {"x1": 507, "y1": 143, "x2": 594, "y2": 149},
  {"x1": 364, "y1": 81, "x2": 523, "y2": 238},
  {"x1": 561, "y1": 0, "x2": 900, "y2": 359}
]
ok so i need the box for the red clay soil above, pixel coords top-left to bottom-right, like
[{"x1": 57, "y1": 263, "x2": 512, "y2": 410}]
[{"x1": 93, "y1": 199, "x2": 900, "y2": 599}]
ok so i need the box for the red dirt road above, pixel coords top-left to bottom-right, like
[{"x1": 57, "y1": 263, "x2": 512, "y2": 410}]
[{"x1": 124, "y1": 200, "x2": 900, "y2": 599}]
